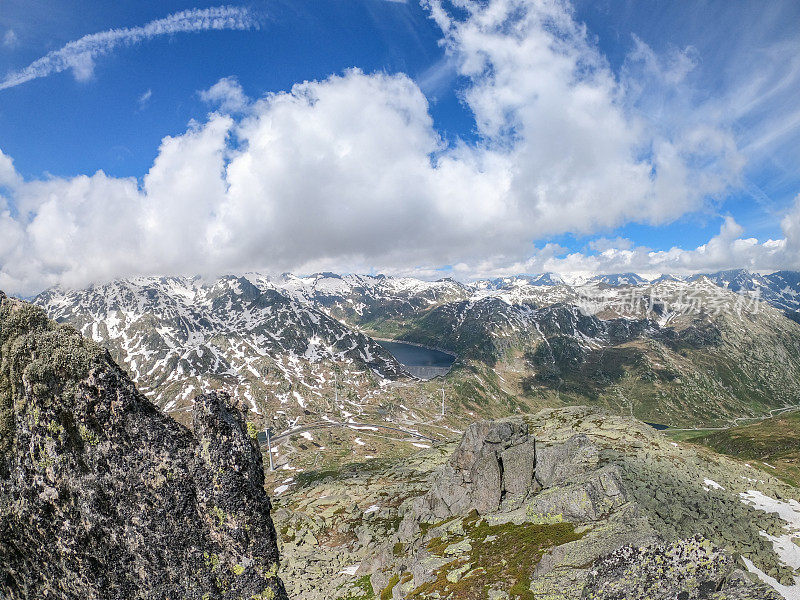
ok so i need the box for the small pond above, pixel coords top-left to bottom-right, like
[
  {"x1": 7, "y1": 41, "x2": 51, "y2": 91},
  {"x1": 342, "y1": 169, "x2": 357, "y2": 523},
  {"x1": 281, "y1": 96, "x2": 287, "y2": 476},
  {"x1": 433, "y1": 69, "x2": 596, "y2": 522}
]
[{"x1": 645, "y1": 422, "x2": 670, "y2": 430}]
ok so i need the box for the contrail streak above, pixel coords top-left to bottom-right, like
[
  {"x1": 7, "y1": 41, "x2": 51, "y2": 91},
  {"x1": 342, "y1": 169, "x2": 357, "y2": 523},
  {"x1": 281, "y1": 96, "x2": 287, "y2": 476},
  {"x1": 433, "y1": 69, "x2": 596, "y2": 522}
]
[{"x1": 0, "y1": 5, "x2": 257, "y2": 91}]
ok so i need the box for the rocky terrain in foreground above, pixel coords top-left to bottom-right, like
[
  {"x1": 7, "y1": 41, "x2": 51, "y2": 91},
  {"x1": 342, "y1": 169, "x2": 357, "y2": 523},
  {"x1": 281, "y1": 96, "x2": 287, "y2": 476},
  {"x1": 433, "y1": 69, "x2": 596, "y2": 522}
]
[
  {"x1": 0, "y1": 291, "x2": 288, "y2": 599},
  {"x1": 271, "y1": 407, "x2": 800, "y2": 599}
]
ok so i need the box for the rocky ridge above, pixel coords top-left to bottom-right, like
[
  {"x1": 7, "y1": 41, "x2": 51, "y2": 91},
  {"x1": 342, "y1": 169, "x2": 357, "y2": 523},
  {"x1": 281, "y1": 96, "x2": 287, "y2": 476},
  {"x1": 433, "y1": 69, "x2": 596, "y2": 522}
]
[{"x1": 0, "y1": 291, "x2": 288, "y2": 599}]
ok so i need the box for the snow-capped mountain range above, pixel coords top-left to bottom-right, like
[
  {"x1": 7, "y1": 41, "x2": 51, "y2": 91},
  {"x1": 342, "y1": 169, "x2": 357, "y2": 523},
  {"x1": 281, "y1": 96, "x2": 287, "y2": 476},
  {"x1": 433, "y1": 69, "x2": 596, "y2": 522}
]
[
  {"x1": 264, "y1": 268, "x2": 800, "y2": 316},
  {"x1": 35, "y1": 275, "x2": 407, "y2": 424},
  {"x1": 32, "y1": 269, "x2": 800, "y2": 428}
]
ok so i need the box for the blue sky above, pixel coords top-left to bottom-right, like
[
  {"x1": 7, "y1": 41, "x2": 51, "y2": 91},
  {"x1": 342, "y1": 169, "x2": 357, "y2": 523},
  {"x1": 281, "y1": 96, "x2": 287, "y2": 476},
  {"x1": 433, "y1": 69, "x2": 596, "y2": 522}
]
[
  {"x1": 0, "y1": 0, "x2": 452, "y2": 179},
  {"x1": 1, "y1": 0, "x2": 799, "y2": 293}
]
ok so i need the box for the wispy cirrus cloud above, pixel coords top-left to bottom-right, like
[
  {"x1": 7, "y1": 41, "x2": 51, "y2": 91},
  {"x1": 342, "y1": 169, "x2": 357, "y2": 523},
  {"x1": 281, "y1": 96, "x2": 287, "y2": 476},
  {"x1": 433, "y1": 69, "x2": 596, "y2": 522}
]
[
  {"x1": 0, "y1": 6, "x2": 257, "y2": 91},
  {"x1": 137, "y1": 88, "x2": 153, "y2": 110}
]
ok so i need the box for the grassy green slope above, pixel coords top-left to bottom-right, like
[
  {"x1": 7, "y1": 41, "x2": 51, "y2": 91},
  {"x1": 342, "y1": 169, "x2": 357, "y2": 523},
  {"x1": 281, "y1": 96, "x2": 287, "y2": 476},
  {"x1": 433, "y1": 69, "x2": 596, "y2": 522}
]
[{"x1": 684, "y1": 410, "x2": 800, "y2": 486}]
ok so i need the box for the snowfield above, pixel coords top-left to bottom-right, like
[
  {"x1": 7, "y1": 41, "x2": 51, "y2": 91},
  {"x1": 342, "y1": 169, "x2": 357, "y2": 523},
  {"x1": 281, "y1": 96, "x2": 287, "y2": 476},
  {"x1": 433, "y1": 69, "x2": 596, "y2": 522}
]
[{"x1": 740, "y1": 490, "x2": 800, "y2": 599}]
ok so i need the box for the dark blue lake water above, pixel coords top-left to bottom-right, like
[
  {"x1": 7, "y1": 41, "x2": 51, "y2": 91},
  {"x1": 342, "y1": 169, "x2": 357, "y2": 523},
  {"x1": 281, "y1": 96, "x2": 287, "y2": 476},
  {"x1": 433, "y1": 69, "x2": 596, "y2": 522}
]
[
  {"x1": 645, "y1": 422, "x2": 670, "y2": 430},
  {"x1": 377, "y1": 340, "x2": 455, "y2": 368}
]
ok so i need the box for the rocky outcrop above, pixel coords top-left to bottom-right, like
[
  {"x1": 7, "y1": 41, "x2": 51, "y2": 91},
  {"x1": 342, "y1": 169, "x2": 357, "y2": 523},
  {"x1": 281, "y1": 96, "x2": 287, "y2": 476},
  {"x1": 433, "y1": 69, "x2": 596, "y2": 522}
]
[
  {"x1": 0, "y1": 292, "x2": 288, "y2": 600},
  {"x1": 390, "y1": 412, "x2": 787, "y2": 600},
  {"x1": 268, "y1": 407, "x2": 800, "y2": 599},
  {"x1": 416, "y1": 419, "x2": 624, "y2": 521},
  {"x1": 419, "y1": 419, "x2": 536, "y2": 517}
]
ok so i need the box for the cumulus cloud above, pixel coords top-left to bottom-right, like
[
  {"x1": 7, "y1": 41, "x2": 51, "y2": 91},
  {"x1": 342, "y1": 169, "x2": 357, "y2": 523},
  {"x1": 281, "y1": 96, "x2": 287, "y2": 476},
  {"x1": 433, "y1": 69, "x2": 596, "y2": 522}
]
[
  {"x1": 0, "y1": 150, "x2": 21, "y2": 189},
  {"x1": 0, "y1": 6, "x2": 256, "y2": 90},
  {"x1": 456, "y1": 213, "x2": 797, "y2": 281},
  {"x1": 199, "y1": 77, "x2": 248, "y2": 113},
  {"x1": 0, "y1": 0, "x2": 793, "y2": 295}
]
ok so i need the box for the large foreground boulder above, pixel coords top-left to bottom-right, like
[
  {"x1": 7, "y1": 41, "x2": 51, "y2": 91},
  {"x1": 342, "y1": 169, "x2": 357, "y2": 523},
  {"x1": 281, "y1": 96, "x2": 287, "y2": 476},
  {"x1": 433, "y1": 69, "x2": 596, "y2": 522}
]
[
  {"x1": 424, "y1": 419, "x2": 536, "y2": 517},
  {"x1": 417, "y1": 419, "x2": 614, "y2": 519},
  {"x1": 0, "y1": 291, "x2": 288, "y2": 600}
]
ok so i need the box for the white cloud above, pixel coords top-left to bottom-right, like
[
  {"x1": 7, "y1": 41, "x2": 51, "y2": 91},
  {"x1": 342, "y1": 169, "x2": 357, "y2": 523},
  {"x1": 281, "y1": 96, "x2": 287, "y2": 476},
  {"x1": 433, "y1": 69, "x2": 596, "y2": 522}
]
[
  {"x1": 2, "y1": 30, "x2": 18, "y2": 49},
  {"x1": 455, "y1": 212, "x2": 798, "y2": 280},
  {"x1": 0, "y1": 6, "x2": 256, "y2": 90},
  {"x1": 137, "y1": 88, "x2": 152, "y2": 109},
  {"x1": 0, "y1": 0, "x2": 793, "y2": 295},
  {"x1": 0, "y1": 150, "x2": 21, "y2": 189},
  {"x1": 199, "y1": 77, "x2": 248, "y2": 113}
]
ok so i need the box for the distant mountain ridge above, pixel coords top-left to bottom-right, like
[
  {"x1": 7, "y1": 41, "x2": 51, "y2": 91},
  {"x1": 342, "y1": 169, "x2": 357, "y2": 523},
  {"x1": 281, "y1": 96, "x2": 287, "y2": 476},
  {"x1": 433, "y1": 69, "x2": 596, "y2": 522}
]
[
  {"x1": 257, "y1": 268, "x2": 800, "y2": 315},
  {"x1": 482, "y1": 269, "x2": 800, "y2": 317},
  {"x1": 689, "y1": 269, "x2": 800, "y2": 318},
  {"x1": 32, "y1": 269, "x2": 800, "y2": 431},
  {"x1": 34, "y1": 275, "x2": 408, "y2": 426}
]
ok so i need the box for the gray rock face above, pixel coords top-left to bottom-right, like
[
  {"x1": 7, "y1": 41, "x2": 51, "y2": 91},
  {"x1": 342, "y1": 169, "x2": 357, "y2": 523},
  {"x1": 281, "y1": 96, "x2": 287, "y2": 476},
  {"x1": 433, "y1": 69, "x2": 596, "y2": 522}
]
[
  {"x1": 271, "y1": 409, "x2": 796, "y2": 600},
  {"x1": 525, "y1": 464, "x2": 630, "y2": 523},
  {"x1": 533, "y1": 433, "x2": 599, "y2": 487},
  {"x1": 425, "y1": 419, "x2": 536, "y2": 517},
  {"x1": 0, "y1": 292, "x2": 288, "y2": 600},
  {"x1": 419, "y1": 420, "x2": 611, "y2": 520}
]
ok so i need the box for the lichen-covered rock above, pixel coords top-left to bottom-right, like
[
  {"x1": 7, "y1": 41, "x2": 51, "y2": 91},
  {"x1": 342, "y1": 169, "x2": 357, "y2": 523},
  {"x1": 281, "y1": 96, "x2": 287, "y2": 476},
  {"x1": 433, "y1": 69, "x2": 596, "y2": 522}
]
[
  {"x1": 534, "y1": 433, "x2": 599, "y2": 487},
  {"x1": 583, "y1": 536, "x2": 781, "y2": 599},
  {"x1": 392, "y1": 411, "x2": 798, "y2": 599},
  {"x1": 524, "y1": 465, "x2": 629, "y2": 523},
  {"x1": 268, "y1": 408, "x2": 800, "y2": 599},
  {"x1": 0, "y1": 291, "x2": 288, "y2": 600}
]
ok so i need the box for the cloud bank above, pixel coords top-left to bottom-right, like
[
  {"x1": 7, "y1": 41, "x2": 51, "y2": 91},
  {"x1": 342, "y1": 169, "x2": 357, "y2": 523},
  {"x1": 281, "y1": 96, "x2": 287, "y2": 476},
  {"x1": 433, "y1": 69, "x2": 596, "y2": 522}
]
[
  {"x1": 453, "y1": 212, "x2": 795, "y2": 281},
  {"x1": 0, "y1": 6, "x2": 256, "y2": 90},
  {"x1": 0, "y1": 0, "x2": 797, "y2": 295}
]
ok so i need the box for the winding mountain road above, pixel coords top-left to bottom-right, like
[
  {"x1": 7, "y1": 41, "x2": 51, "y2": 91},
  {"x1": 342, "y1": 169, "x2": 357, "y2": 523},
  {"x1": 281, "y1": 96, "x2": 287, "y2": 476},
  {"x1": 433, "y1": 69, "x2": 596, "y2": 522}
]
[{"x1": 257, "y1": 420, "x2": 440, "y2": 447}]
